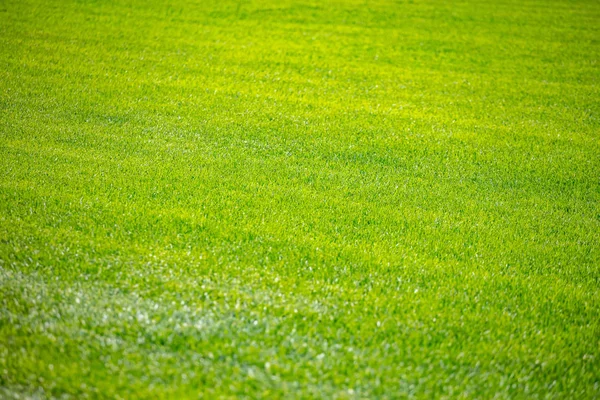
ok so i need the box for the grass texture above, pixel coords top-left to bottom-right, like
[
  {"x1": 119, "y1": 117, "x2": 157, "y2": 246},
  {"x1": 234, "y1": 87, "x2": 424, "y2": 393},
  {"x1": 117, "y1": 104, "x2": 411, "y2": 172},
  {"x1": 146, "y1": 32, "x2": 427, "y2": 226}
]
[{"x1": 1, "y1": 0, "x2": 599, "y2": 398}]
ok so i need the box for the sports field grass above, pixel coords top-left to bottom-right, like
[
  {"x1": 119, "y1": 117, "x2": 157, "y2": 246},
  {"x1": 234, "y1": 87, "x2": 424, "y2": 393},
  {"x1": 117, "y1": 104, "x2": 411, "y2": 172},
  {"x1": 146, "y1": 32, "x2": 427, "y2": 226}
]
[{"x1": 1, "y1": 0, "x2": 599, "y2": 398}]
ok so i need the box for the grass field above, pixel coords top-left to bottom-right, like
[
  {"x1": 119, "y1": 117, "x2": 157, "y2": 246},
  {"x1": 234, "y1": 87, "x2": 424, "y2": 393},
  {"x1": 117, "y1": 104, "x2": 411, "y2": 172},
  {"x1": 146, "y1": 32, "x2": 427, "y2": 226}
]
[{"x1": 1, "y1": 0, "x2": 599, "y2": 398}]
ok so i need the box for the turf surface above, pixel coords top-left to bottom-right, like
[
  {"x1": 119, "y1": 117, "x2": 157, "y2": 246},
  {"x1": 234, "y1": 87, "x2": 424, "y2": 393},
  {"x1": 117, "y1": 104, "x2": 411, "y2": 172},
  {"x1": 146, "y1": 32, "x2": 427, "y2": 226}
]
[{"x1": 1, "y1": 0, "x2": 599, "y2": 398}]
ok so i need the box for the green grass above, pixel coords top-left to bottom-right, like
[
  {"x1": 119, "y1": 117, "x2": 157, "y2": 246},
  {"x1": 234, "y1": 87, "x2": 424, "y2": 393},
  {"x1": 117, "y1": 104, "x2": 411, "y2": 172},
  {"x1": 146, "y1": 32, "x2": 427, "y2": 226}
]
[{"x1": 1, "y1": 0, "x2": 599, "y2": 397}]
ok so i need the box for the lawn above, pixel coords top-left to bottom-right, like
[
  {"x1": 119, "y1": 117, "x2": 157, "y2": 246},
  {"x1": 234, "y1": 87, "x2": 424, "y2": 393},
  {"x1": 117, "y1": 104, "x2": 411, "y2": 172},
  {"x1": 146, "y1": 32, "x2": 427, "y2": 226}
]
[{"x1": 0, "y1": 0, "x2": 599, "y2": 398}]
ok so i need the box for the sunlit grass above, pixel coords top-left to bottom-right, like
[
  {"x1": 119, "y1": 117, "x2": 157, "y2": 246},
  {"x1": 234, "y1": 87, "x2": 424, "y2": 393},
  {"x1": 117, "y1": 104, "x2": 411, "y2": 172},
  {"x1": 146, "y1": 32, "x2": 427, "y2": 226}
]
[{"x1": 1, "y1": 0, "x2": 599, "y2": 398}]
